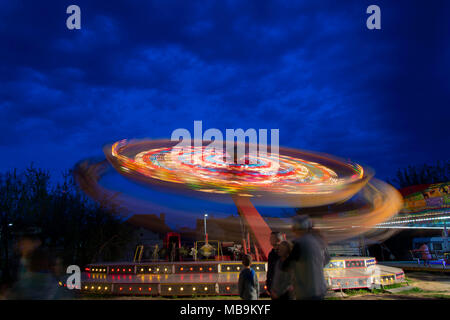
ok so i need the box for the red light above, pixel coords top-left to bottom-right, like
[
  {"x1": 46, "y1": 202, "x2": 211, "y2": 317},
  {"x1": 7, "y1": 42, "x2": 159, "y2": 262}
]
[
  {"x1": 226, "y1": 286, "x2": 230, "y2": 290},
  {"x1": 123, "y1": 269, "x2": 125, "y2": 272},
  {"x1": 148, "y1": 287, "x2": 152, "y2": 291},
  {"x1": 129, "y1": 287, "x2": 132, "y2": 291},
  {"x1": 85, "y1": 268, "x2": 90, "y2": 271},
  {"x1": 180, "y1": 267, "x2": 184, "y2": 271},
  {"x1": 189, "y1": 268, "x2": 193, "y2": 271},
  {"x1": 128, "y1": 269, "x2": 131, "y2": 272},
  {"x1": 199, "y1": 267, "x2": 203, "y2": 271},
  {"x1": 264, "y1": 285, "x2": 267, "y2": 290},
  {"x1": 208, "y1": 268, "x2": 212, "y2": 271},
  {"x1": 139, "y1": 287, "x2": 142, "y2": 291},
  {"x1": 111, "y1": 269, "x2": 115, "y2": 272},
  {"x1": 119, "y1": 287, "x2": 123, "y2": 291}
]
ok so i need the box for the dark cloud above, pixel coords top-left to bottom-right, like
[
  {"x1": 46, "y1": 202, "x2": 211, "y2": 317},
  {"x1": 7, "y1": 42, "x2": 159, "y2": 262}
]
[{"x1": 0, "y1": 0, "x2": 448, "y2": 187}]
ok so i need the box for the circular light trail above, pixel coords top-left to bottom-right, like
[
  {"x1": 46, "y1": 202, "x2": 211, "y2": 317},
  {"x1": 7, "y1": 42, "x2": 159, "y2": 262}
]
[
  {"x1": 104, "y1": 139, "x2": 369, "y2": 207},
  {"x1": 74, "y1": 138, "x2": 403, "y2": 243}
]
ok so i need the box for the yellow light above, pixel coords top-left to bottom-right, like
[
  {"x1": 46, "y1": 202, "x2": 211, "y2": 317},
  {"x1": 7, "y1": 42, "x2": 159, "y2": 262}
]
[
  {"x1": 227, "y1": 267, "x2": 230, "y2": 270},
  {"x1": 156, "y1": 268, "x2": 160, "y2": 272},
  {"x1": 180, "y1": 287, "x2": 184, "y2": 291},
  {"x1": 98, "y1": 286, "x2": 101, "y2": 290},
  {"x1": 204, "y1": 287, "x2": 208, "y2": 291},
  {"x1": 168, "y1": 287, "x2": 172, "y2": 291},
  {"x1": 193, "y1": 287, "x2": 196, "y2": 291},
  {"x1": 91, "y1": 286, "x2": 94, "y2": 290},
  {"x1": 104, "y1": 287, "x2": 108, "y2": 290},
  {"x1": 164, "y1": 268, "x2": 167, "y2": 271},
  {"x1": 141, "y1": 268, "x2": 144, "y2": 272},
  {"x1": 84, "y1": 286, "x2": 88, "y2": 289}
]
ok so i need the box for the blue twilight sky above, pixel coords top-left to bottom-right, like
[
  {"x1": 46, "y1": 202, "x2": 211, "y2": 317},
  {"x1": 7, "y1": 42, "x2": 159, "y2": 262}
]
[{"x1": 1, "y1": 1, "x2": 449, "y2": 227}]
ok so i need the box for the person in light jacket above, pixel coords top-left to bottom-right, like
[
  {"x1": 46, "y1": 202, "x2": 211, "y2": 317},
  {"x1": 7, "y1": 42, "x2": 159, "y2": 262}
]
[{"x1": 271, "y1": 240, "x2": 295, "y2": 300}]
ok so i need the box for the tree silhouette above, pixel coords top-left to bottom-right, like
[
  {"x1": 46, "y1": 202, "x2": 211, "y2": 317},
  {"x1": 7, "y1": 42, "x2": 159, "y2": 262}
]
[
  {"x1": 389, "y1": 161, "x2": 450, "y2": 189},
  {"x1": 0, "y1": 165, "x2": 134, "y2": 285}
]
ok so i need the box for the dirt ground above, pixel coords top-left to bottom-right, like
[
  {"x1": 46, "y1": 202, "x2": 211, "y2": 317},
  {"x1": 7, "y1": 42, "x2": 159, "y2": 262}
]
[
  {"x1": 77, "y1": 272, "x2": 450, "y2": 300},
  {"x1": 343, "y1": 271, "x2": 450, "y2": 300},
  {"x1": 406, "y1": 272, "x2": 450, "y2": 292}
]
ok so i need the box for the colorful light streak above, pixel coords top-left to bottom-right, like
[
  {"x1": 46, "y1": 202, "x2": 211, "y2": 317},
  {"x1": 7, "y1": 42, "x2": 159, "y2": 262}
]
[{"x1": 74, "y1": 138, "x2": 403, "y2": 243}]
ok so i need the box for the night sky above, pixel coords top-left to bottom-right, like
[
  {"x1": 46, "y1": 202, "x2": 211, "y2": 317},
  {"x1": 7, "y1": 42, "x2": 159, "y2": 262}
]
[{"x1": 1, "y1": 1, "x2": 449, "y2": 227}]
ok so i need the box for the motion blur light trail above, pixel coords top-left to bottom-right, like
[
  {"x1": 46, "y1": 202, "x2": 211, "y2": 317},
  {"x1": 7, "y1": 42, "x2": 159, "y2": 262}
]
[
  {"x1": 310, "y1": 179, "x2": 404, "y2": 243},
  {"x1": 104, "y1": 139, "x2": 370, "y2": 207},
  {"x1": 74, "y1": 139, "x2": 403, "y2": 243}
]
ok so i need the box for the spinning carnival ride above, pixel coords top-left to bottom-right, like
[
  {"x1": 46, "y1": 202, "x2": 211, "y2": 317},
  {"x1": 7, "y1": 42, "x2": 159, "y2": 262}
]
[{"x1": 73, "y1": 139, "x2": 406, "y2": 295}]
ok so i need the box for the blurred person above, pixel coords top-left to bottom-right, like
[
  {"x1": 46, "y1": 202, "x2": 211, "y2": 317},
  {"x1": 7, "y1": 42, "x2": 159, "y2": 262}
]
[
  {"x1": 413, "y1": 243, "x2": 432, "y2": 266},
  {"x1": 5, "y1": 234, "x2": 58, "y2": 299},
  {"x1": 51, "y1": 257, "x2": 76, "y2": 299},
  {"x1": 270, "y1": 240, "x2": 295, "y2": 300},
  {"x1": 170, "y1": 242, "x2": 177, "y2": 262},
  {"x1": 266, "y1": 231, "x2": 283, "y2": 296},
  {"x1": 238, "y1": 254, "x2": 259, "y2": 300},
  {"x1": 152, "y1": 244, "x2": 159, "y2": 261},
  {"x1": 283, "y1": 215, "x2": 330, "y2": 300}
]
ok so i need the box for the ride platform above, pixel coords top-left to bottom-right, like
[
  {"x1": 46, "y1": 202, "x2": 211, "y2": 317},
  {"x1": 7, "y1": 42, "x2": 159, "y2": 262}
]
[{"x1": 73, "y1": 257, "x2": 405, "y2": 296}]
